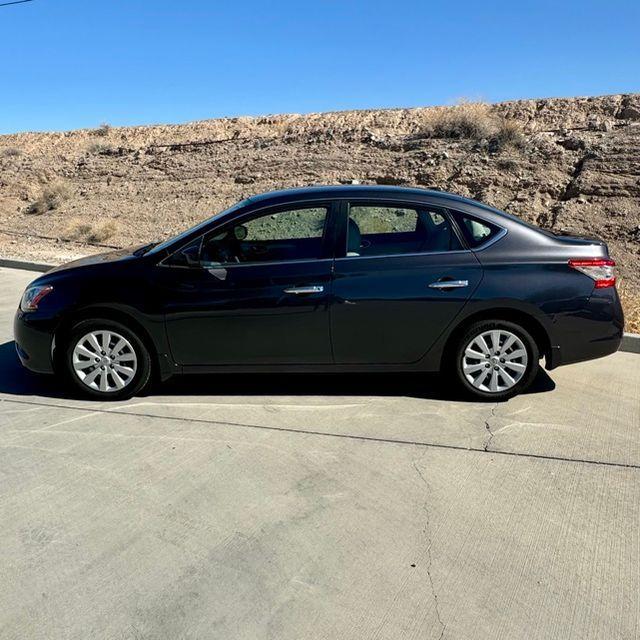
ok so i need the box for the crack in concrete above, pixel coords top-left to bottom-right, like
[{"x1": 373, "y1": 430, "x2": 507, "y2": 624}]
[
  {"x1": 412, "y1": 460, "x2": 446, "y2": 640},
  {"x1": 483, "y1": 403, "x2": 499, "y2": 452},
  {"x1": 5, "y1": 397, "x2": 640, "y2": 471}
]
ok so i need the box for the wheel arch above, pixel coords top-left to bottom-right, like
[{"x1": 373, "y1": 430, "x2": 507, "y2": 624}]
[
  {"x1": 440, "y1": 307, "x2": 552, "y2": 369},
  {"x1": 54, "y1": 305, "x2": 163, "y2": 376}
]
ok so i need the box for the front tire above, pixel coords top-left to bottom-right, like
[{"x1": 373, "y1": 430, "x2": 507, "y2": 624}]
[
  {"x1": 62, "y1": 318, "x2": 152, "y2": 400},
  {"x1": 453, "y1": 320, "x2": 539, "y2": 401}
]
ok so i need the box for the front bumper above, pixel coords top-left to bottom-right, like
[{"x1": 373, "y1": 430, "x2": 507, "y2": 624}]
[{"x1": 13, "y1": 310, "x2": 56, "y2": 374}]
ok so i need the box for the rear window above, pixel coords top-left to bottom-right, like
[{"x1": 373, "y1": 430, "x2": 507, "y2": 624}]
[{"x1": 451, "y1": 211, "x2": 503, "y2": 248}]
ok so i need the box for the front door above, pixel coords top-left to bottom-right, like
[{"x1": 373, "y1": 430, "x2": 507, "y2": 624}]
[
  {"x1": 331, "y1": 201, "x2": 483, "y2": 364},
  {"x1": 158, "y1": 203, "x2": 336, "y2": 366}
]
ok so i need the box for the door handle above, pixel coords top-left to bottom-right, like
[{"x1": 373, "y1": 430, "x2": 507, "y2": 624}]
[
  {"x1": 283, "y1": 285, "x2": 324, "y2": 295},
  {"x1": 428, "y1": 279, "x2": 469, "y2": 290}
]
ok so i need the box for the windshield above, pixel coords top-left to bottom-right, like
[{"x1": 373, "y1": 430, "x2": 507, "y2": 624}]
[{"x1": 146, "y1": 198, "x2": 252, "y2": 256}]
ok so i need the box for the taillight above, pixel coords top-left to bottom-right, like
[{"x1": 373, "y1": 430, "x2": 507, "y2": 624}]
[{"x1": 568, "y1": 258, "x2": 616, "y2": 288}]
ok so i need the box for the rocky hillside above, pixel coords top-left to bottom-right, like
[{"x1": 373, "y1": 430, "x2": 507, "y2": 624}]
[{"x1": 1, "y1": 94, "x2": 639, "y2": 322}]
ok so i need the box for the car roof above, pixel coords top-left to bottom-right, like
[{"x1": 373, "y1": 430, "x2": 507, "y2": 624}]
[
  {"x1": 246, "y1": 185, "x2": 481, "y2": 208},
  {"x1": 244, "y1": 185, "x2": 545, "y2": 234}
]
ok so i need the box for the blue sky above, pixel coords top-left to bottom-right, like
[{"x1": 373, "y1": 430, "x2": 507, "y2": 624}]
[{"x1": 1, "y1": 0, "x2": 638, "y2": 133}]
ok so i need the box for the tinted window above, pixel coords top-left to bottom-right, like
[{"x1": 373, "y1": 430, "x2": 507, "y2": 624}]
[
  {"x1": 346, "y1": 205, "x2": 462, "y2": 257},
  {"x1": 451, "y1": 211, "x2": 502, "y2": 248},
  {"x1": 200, "y1": 206, "x2": 329, "y2": 265},
  {"x1": 243, "y1": 207, "x2": 326, "y2": 241}
]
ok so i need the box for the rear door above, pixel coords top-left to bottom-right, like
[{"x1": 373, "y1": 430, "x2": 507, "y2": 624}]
[{"x1": 331, "y1": 200, "x2": 483, "y2": 364}]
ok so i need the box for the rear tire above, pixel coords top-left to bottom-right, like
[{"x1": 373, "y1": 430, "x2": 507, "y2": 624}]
[
  {"x1": 61, "y1": 318, "x2": 152, "y2": 400},
  {"x1": 453, "y1": 320, "x2": 539, "y2": 401}
]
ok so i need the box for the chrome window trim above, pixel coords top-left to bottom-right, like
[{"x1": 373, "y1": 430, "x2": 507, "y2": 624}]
[
  {"x1": 157, "y1": 257, "x2": 334, "y2": 270},
  {"x1": 334, "y1": 249, "x2": 472, "y2": 262}
]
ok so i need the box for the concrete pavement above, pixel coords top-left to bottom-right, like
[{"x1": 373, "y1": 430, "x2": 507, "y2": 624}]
[{"x1": 0, "y1": 266, "x2": 638, "y2": 639}]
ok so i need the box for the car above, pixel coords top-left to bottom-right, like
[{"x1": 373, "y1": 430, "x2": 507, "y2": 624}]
[{"x1": 14, "y1": 185, "x2": 624, "y2": 401}]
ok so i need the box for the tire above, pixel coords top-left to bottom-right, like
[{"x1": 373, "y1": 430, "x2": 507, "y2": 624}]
[
  {"x1": 61, "y1": 318, "x2": 152, "y2": 400},
  {"x1": 453, "y1": 319, "x2": 539, "y2": 401}
]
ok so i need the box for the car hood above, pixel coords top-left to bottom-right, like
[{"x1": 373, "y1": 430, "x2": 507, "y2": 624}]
[{"x1": 45, "y1": 244, "x2": 147, "y2": 275}]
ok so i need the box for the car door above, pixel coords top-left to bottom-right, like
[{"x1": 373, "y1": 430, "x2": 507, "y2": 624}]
[
  {"x1": 156, "y1": 202, "x2": 337, "y2": 366},
  {"x1": 331, "y1": 200, "x2": 483, "y2": 364}
]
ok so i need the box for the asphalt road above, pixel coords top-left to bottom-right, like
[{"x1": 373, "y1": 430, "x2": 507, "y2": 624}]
[{"x1": 0, "y1": 266, "x2": 638, "y2": 640}]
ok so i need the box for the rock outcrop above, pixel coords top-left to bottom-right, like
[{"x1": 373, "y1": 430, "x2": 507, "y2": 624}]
[{"x1": 0, "y1": 94, "x2": 638, "y2": 296}]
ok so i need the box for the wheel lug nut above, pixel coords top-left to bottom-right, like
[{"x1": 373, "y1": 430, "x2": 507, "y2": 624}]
[
  {"x1": 494, "y1": 366, "x2": 499, "y2": 370},
  {"x1": 485, "y1": 364, "x2": 490, "y2": 368},
  {"x1": 500, "y1": 358, "x2": 505, "y2": 363}
]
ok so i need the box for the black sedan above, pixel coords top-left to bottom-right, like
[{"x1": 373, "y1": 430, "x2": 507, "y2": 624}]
[{"x1": 14, "y1": 185, "x2": 624, "y2": 400}]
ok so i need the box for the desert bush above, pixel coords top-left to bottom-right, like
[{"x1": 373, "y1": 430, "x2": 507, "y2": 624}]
[
  {"x1": 94, "y1": 123, "x2": 111, "y2": 137},
  {"x1": 26, "y1": 183, "x2": 70, "y2": 215},
  {"x1": 63, "y1": 219, "x2": 119, "y2": 244},
  {"x1": 490, "y1": 119, "x2": 526, "y2": 151},
  {"x1": 430, "y1": 101, "x2": 496, "y2": 140},
  {"x1": 1, "y1": 147, "x2": 22, "y2": 157}
]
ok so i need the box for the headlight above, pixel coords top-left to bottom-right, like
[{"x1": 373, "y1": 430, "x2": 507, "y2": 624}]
[{"x1": 20, "y1": 285, "x2": 53, "y2": 312}]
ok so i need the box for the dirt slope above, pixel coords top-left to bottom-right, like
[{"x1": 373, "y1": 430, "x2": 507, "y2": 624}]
[{"x1": 1, "y1": 94, "x2": 638, "y2": 303}]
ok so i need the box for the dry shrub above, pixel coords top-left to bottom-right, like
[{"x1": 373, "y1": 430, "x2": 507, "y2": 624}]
[
  {"x1": 1, "y1": 147, "x2": 22, "y2": 157},
  {"x1": 64, "y1": 219, "x2": 119, "y2": 244},
  {"x1": 491, "y1": 118, "x2": 526, "y2": 151},
  {"x1": 618, "y1": 280, "x2": 640, "y2": 334},
  {"x1": 426, "y1": 101, "x2": 526, "y2": 151},
  {"x1": 94, "y1": 123, "x2": 111, "y2": 137},
  {"x1": 26, "y1": 183, "x2": 70, "y2": 215},
  {"x1": 430, "y1": 101, "x2": 496, "y2": 140}
]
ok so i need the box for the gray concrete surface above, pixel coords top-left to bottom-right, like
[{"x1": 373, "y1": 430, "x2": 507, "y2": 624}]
[{"x1": 0, "y1": 266, "x2": 639, "y2": 640}]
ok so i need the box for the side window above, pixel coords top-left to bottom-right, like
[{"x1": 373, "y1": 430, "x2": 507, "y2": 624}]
[
  {"x1": 346, "y1": 205, "x2": 462, "y2": 257},
  {"x1": 450, "y1": 211, "x2": 502, "y2": 248},
  {"x1": 201, "y1": 206, "x2": 329, "y2": 265},
  {"x1": 243, "y1": 207, "x2": 326, "y2": 241}
]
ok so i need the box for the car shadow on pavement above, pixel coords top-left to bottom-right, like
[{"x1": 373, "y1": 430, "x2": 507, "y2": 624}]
[{"x1": 0, "y1": 340, "x2": 556, "y2": 402}]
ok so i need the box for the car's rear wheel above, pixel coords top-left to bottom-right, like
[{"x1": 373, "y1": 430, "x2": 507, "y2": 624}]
[
  {"x1": 62, "y1": 319, "x2": 152, "y2": 400},
  {"x1": 453, "y1": 320, "x2": 539, "y2": 400}
]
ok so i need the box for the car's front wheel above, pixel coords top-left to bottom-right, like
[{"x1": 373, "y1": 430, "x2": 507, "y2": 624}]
[
  {"x1": 62, "y1": 318, "x2": 152, "y2": 400},
  {"x1": 453, "y1": 320, "x2": 539, "y2": 401}
]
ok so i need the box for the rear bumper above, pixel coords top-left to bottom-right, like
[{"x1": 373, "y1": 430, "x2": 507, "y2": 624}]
[
  {"x1": 546, "y1": 288, "x2": 624, "y2": 369},
  {"x1": 13, "y1": 310, "x2": 56, "y2": 374}
]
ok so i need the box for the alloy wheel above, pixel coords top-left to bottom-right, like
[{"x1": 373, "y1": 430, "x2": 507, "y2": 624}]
[
  {"x1": 72, "y1": 330, "x2": 138, "y2": 393},
  {"x1": 461, "y1": 329, "x2": 528, "y2": 393}
]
